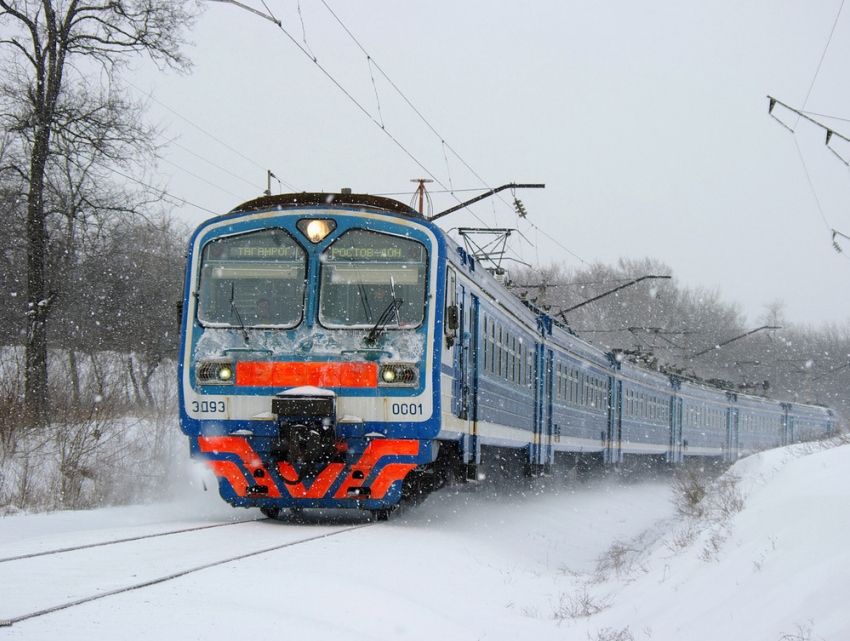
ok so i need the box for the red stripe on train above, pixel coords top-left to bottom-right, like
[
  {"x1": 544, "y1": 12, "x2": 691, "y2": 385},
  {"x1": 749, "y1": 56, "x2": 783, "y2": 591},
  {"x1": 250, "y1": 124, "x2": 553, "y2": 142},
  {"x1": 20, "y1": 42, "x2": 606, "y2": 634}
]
[{"x1": 236, "y1": 361, "x2": 377, "y2": 387}]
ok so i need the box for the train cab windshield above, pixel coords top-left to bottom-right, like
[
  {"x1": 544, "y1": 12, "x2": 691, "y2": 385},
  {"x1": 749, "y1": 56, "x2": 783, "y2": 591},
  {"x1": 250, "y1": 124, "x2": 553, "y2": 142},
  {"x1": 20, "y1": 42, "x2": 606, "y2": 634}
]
[
  {"x1": 319, "y1": 229, "x2": 428, "y2": 329},
  {"x1": 197, "y1": 228, "x2": 307, "y2": 327}
]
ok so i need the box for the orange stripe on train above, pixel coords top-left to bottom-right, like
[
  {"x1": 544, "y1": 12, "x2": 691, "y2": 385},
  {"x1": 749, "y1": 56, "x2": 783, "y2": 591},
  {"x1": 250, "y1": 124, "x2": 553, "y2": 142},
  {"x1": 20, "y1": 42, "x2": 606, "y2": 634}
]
[
  {"x1": 334, "y1": 440, "x2": 420, "y2": 499},
  {"x1": 236, "y1": 362, "x2": 377, "y2": 387},
  {"x1": 200, "y1": 437, "x2": 419, "y2": 500},
  {"x1": 204, "y1": 460, "x2": 249, "y2": 496},
  {"x1": 198, "y1": 436, "x2": 282, "y2": 498},
  {"x1": 277, "y1": 462, "x2": 346, "y2": 498}
]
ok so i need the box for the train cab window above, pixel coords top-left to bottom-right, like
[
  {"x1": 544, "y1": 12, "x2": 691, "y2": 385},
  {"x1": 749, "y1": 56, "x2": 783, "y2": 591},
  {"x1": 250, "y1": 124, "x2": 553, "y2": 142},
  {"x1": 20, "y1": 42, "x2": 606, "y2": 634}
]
[
  {"x1": 318, "y1": 229, "x2": 427, "y2": 329},
  {"x1": 197, "y1": 228, "x2": 306, "y2": 328}
]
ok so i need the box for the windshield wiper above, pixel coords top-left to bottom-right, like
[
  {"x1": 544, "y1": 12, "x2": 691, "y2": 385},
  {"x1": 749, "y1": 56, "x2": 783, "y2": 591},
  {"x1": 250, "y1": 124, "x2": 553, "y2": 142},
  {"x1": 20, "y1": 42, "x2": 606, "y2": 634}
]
[
  {"x1": 366, "y1": 298, "x2": 403, "y2": 344},
  {"x1": 356, "y1": 281, "x2": 372, "y2": 322},
  {"x1": 230, "y1": 283, "x2": 250, "y2": 343},
  {"x1": 366, "y1": 277, "x2": 402, "y2": 344}
]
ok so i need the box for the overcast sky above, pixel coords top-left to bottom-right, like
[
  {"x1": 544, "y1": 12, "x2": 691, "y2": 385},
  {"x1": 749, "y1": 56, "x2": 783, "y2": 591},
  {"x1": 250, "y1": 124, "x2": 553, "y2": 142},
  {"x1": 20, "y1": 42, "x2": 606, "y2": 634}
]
[{"x1": 130, "y1": 0, "x2": 850, "y2": 326}]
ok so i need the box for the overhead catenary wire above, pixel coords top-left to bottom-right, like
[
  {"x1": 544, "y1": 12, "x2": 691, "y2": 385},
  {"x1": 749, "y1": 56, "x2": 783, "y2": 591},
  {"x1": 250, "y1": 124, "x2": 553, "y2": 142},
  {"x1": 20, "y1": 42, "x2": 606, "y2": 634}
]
[
  {"x1": 801, "y1": 0, "x2": 846, "y2": 112},
  {"x1": 157, "y1": 156, "x2": 245, "y2": 199},
  {"x1": 316, "y1": 0, "x2": 586, "y2": 265},
  {"x1": 207, "y1": 0, "x2": 586, "y2": 268},
  {"x1": 108, "y1": 165, "x2": 220, "y2": 216},
  {"x1": 167, "y1": 139, "x2": 265, "y2": 191},
  {"x1": 208, "y1": 0, "x2": 449, "y2": 193},
  {"x1": 124, "y1": 77, "x2": 298, "y2": 192},
  {"x1": 52, "y1": 147, "x2": 222, "y2": 219}
]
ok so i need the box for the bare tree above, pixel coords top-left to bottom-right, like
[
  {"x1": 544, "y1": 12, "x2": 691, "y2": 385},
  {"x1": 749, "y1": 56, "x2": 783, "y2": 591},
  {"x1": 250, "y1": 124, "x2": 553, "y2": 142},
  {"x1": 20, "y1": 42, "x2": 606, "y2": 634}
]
[{"x1": 0, "y1": 0, "x2": 197, "y2": 425}]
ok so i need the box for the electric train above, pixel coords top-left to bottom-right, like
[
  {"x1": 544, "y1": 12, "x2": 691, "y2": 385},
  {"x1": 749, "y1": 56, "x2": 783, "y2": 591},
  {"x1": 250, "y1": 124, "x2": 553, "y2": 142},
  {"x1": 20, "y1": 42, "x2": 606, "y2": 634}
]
[{"x1": 178, "y1": 192, "x2": 836, "y2": 519}]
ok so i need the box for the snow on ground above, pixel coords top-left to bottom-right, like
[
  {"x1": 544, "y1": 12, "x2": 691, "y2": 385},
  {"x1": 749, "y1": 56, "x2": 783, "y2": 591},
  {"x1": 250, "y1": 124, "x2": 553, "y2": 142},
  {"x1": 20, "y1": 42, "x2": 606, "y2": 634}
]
[{"x1": 1, "y1": 440, "x2": 848, "y2": 640}]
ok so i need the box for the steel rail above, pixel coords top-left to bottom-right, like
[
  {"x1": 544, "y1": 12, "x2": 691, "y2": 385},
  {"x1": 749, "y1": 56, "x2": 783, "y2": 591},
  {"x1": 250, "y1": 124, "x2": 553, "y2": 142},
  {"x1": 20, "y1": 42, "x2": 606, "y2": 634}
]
[{"x1": 1, "y1": 524, "x2": 372, "y2": 627}]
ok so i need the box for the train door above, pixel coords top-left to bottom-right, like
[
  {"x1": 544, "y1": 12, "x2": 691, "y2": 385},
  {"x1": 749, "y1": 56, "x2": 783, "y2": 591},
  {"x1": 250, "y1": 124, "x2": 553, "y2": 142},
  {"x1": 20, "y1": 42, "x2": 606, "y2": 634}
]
[
  {"x1": 669, "y1": 397, "x2": 683, "y2": 464},
  {"x1": 605, "y1": 378, "x2": 622, "y2": 464},
  {"x1": 458, "y1": 287, "x2": 480, "y2": 469},
  {"x1": 544, "y1": 349, "x2": 554, "y2": 471},
  {"x1": 530, "y1": 342, "x2": 546, "y2": 475},
  {"x1": 780, "y1": 403, "x2": 791, "y2": 447},
  {"x1": 725, "y1": 407, "x2": 739, "y2": 462}
]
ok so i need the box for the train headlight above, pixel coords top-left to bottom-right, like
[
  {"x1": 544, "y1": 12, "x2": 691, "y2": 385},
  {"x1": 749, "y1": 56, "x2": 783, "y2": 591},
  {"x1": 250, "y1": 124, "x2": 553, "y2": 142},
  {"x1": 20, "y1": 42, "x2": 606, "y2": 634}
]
[
  {"x1": 378, "y1": 363, "x2": 418, "y2": 387},
  {"x1": 297, "y1": 218, "x2": 336, "y2": 243},
  {"x1": 196, "y1": 361, "x2": 236, "y2": 385}
]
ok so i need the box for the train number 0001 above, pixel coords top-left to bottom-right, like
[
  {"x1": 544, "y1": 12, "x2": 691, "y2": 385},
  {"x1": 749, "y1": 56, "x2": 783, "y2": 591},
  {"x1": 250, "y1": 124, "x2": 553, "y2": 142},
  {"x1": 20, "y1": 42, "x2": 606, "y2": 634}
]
[
  {"x1": 191, "y1": 400, "x2": 226, "y2": 413},
  {"x1": 392, "y1": 402, "x2": 424, "y2": 416}
]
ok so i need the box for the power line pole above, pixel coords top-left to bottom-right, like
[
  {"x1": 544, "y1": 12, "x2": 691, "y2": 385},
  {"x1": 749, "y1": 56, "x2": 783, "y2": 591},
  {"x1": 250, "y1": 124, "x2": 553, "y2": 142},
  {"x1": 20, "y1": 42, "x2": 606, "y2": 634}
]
[{"x1": 410, "y1": 178, "x2": 432, "y2": 215}]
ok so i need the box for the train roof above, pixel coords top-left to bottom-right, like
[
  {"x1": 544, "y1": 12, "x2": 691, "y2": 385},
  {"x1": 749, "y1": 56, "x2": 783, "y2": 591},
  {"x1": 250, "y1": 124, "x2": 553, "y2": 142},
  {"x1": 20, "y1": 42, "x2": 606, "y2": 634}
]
[{"x1": 228, "y1": 192, "x2": 423, "y2": 219}]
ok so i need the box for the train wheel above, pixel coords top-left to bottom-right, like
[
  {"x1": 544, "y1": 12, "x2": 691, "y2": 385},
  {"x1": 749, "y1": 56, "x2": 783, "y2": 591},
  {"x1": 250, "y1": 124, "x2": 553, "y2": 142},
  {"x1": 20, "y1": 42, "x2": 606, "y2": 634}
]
[
  {"x1": 370, "y1": 508, "x2": 391, "y2": 521},
  {"x1": 261, "y1": 506, "x2": 281, "y2": 520}
]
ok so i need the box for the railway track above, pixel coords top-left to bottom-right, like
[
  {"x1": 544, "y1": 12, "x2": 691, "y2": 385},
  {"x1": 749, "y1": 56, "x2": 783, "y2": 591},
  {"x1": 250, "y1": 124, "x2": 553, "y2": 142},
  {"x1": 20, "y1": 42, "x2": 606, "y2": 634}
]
[
  {"x1": 0, "y1": 519, "x2": 373, "y2": 627},
  {"x1": 0, "y1": 517, "x2": 265, "y2": 564}
]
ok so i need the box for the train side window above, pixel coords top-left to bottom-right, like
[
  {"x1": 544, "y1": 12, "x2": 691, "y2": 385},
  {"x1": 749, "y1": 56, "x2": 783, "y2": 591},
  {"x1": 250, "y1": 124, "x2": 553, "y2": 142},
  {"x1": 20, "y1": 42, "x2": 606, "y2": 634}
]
[
  {"x1": 499, "y1": 325, "x2": 508, "y2": 378},
  {"x1": 523, "y1": 344, "x2": 529, "y2": 387},
  {"x1": 503, "y1": 330, "x2": 509, "y2": 381},
  {"x1": 501, "y1": 328, "x2": 507, "y2": 381},
  {"x1": 581, "y1": 372, "x2": 586, "y2": 407},
  {"x1": 482, "y1": 316, "x2": 489, "y2": 373},
  {"x1": 496, "y1": 325, "x2": 500, "y2": 378},
  {"x1": 505, "y1": 333, "x2": 514, "y2": 381},
  {"x1": 561, "y1": 364, "x2": 566, "y2": 400},
  {"x1": 520, "y1": 342, "x2": 525, "y2": 386},
  {"x1": 490, "y1": 318, "x2": 496, "y2": 374},
  {"x1": 556, "y1": 363, "x2": 564, "y2": 401},
  {"x1": 502, "y1": 329, "x2": 507, "y2": 381}
]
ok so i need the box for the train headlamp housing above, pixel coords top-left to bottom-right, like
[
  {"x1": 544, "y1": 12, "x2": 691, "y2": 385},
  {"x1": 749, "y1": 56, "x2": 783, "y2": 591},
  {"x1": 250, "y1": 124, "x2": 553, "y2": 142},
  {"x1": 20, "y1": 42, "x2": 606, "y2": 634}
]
[
  {"x1": 296, "y1": 218, "x2": 336, "y2": 244},
  {"x1": 196, "y1": 361, "x2": 236, "y2": 385},
  {"x1": 378, "y1": 363, "x2": 418, "y2": 387}
]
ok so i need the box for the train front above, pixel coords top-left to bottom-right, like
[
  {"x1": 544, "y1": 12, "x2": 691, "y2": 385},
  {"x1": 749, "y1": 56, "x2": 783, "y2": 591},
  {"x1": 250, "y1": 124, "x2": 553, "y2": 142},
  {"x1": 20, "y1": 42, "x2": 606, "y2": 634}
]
[{"x1": 178, "y1": 193, "x2": 443, "y2": 517}]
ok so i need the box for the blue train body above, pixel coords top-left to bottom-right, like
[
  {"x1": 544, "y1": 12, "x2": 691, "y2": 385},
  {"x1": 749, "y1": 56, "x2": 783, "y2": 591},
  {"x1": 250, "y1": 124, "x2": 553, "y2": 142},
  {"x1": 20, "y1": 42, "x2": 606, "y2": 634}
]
[{"x1": 178, "y1": 193, "x2": 836, "y2": 517}]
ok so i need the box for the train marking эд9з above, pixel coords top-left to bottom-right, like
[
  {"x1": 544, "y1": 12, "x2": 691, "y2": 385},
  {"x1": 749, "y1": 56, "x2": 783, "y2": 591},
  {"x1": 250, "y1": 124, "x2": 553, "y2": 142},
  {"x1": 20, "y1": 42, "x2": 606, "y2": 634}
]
[{"x1": 178, "y1": 192, "x2": 835, "y2": 519}]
